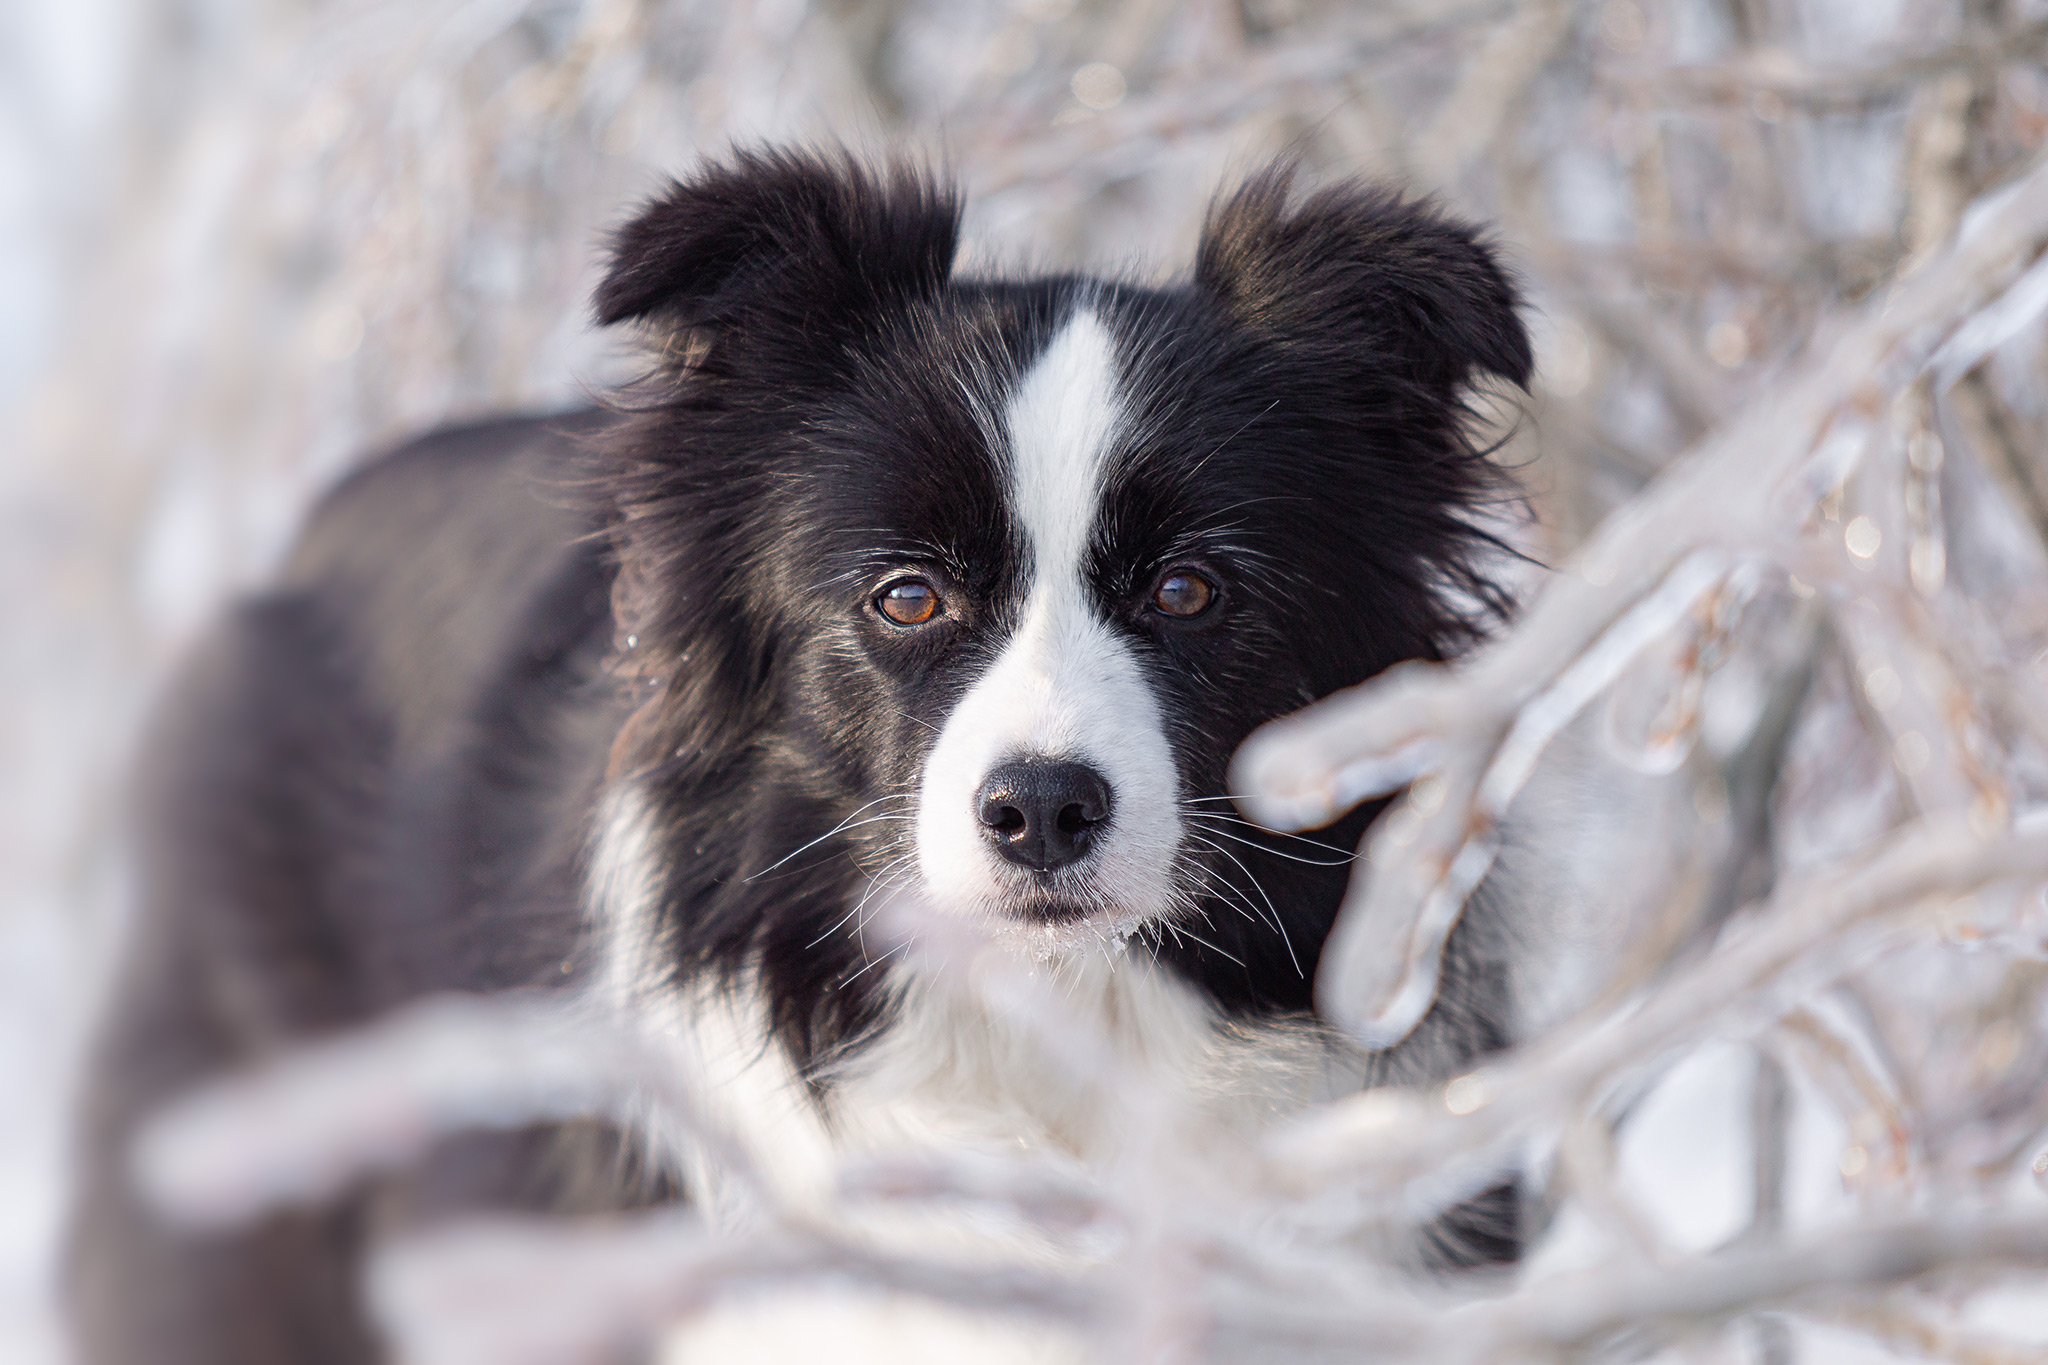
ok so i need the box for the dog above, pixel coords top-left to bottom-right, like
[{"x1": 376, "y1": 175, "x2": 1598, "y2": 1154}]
[{"x1": 70, "y1": 147, "x2": 1535, "y2": 1364}]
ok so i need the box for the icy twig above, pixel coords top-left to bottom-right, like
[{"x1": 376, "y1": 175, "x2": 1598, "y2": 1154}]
[
  {"x1": 1823, "y1": 1298, "x2": 2048, "y2": 1365},
  {"x1": 1457, "y1": 1206, "x2": 2048, "y2": 1360},
  {"x1": 1267, "y1": 813, "x2": 2048, "y2": 1198},
  {"x1": 368, "y1": 1210, "x2": 1099, "y2": 1365},
  {"x1": 132, "y1": 991, "x2": 765, "y2": 1229},
  {"x1": 1620, "y1": 19, "x2": 2048, "y2": 110}
]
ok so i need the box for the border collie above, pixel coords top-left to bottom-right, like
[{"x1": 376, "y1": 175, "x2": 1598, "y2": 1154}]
[{"x1": 71, "y1": 147, "x2": 1533, "y2": 1364}]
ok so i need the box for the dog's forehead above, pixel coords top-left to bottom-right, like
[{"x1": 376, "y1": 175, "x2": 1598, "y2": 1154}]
[
  {"x1": 998, "y1": 305, "x2": 1124, "y2": 582},
  {"x1": 816, "y1": 281, "x2": 1282, "y2": 585},
  {"x1": 998, "y1": 290, "x2": 1293, "y2": 565}
]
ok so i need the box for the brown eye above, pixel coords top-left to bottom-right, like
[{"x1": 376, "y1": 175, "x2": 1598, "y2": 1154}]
[
  {"x1": 878, "y1": 579, "x2": 941, "y2": 626},
  {"x1": 1152, "y1": 570, "x2": 1216, "y2": 618}
]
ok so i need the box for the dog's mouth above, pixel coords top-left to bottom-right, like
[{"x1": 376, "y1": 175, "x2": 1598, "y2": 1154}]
[
  {"x1": 1010, "y1": 895, "x2": 1097, "y2": 926},
  {"x1": 974, "y1": 883, "x2": 1159, "y2": 962}
]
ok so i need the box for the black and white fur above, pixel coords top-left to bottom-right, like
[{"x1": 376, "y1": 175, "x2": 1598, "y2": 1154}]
[{"x1": 71, "y1": 148, "x2": 1535, "y2": 1364}]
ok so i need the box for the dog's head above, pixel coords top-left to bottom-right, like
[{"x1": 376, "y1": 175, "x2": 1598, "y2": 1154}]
[{"x1": 599, "y1": 148, "x2": 1528, "y2": 980}]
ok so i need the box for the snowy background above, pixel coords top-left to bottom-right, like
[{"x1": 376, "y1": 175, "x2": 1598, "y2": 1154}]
[
  {"x1": 4, "y1": 3, "x2": 133, "y2": 1358},
  {"x1": 10, "y1": 1, "x2": 2048, "y2": 1360}
]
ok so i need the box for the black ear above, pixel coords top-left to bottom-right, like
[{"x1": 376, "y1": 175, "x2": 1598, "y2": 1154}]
[
  {"x1": 594, "y1": 147, "x2": 961, "y2": 336},
  {"x1": 1194, "y1": 163, "x2": 1532, "y2": 396}
]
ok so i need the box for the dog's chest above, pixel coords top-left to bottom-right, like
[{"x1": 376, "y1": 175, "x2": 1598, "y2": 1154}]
[{"x1": 633, "y1": 959, "x2": 1353, "y2": 1228}]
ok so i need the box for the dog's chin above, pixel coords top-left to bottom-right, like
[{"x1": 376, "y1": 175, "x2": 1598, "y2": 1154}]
[
  {"x1": 984, "y1": 894, "x2": 1150, "y2": 963},
  {"x1": 1012, "y1": 895, "x2": 1096, "y2": 926}
]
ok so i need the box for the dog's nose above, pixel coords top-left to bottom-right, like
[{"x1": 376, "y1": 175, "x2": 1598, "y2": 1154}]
[{"x1": 976, "y1": 760, "x2": 1112, "y2": 872}]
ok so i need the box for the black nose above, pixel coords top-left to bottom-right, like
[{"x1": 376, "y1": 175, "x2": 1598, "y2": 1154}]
[{"x1": 976, "y1": 760, "x2": 1113, "y2": 872}]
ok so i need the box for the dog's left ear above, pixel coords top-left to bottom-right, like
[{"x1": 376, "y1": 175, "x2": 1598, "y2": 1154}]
[
  {"x1": 594, "y1": 147, "x2": 960, "y2": 348},
  {"x1": 1194, "y1": 163, "x2": 1532, "y2": 397}
]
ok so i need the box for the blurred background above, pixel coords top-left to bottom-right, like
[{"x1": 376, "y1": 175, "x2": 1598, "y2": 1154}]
[{"x1": 9, "y1": 0, "x2": 2048, "y2": 1360}]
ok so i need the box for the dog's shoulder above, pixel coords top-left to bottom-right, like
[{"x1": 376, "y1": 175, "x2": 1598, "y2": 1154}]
[{"x1": 274, "y1": 409, "x2": 618, "y2": 748}]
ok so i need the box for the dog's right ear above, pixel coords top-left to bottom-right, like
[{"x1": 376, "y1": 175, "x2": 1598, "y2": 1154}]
[
  {"x1": 594, "y1": 148, "x2": 961, "y2": 346},
  {"x1": 1194, "y1": 162, "x2": 1531, "y2": 402}
]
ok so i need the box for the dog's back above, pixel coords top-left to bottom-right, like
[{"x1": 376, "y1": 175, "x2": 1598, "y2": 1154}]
[{"x1": 68, "y1": 411, "x2": 651, "y2": 1364}]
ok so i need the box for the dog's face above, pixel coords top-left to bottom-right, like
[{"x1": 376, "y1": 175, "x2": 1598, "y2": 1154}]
[{"x1": 599, "y1": 151, "x2": 1529, "y2": 972}]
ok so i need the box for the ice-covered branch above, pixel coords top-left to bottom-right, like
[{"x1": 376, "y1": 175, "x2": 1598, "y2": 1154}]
[
  {"x1": 367, "y1": 1211, "x2": 1099, "y2": 1365},
  {"x1": 1267, "y1": 813, "x2": 2048, "y2": 1199},
  {"x1": 132, "y1": 992, "x2": 767, "y2": 1230},
  {"x1": 1462, "y1": 1206, "x2": 2048, "y2": 1360}
]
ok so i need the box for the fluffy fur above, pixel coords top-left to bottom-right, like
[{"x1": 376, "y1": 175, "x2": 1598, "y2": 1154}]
[{"x1": 70, "y1": 147, "x2": 1534, "y2": 1364}]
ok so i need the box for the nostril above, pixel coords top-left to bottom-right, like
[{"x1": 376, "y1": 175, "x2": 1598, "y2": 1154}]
[{"x1": 975, "y1": 759, "x2": 1115, "y2": 873}]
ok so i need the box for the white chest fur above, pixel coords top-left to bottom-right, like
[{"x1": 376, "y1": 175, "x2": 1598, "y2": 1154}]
[{"x1": 622, "y1": 938, "x2": 1361, "y2": 1232}]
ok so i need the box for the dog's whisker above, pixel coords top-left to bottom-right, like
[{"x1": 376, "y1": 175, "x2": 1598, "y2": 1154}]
[
  {"x1": 747, "y1": 815, "x2": 917, "y2": 887},
  {"x1": 840, "y1": 935, "x2": 910, "y2": 986},
  {"x1": 851, "y1": 860, "x2": 922, "y2": 960},
  {"x1": 1182, "y1": 863, "x2": 1286, "y2": 966},
  {"x1": 744, "y1": 799, "x2": 917, "y2": 882},
  {"x1": 808, "y1": 854, "x2": 913, "y2": 949},
  {"x1": 851, "y1": 877, "x2": 894, "y2": 947},
  {"x1": 1184, "y1": 868, "x2": 1266, "y2": 940},
  {"x1": 1184, "y1": 833, "x2": 1302, "y2": 979},
  {"x1": 1182, "y1": 814, "x2": 1356, "y2": 867},
  {"x1": 1162, "y1": 911, "x2": 1246, "y2": 969},
  {"x1": 1182, "y1": 803, "x2": 1361, "y2": 850},
  {"x1": 1180, "y1": 792, "x2": 1372, "y2": 817}
]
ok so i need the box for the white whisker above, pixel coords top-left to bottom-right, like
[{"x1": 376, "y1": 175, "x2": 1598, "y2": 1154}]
[
  {"x1": 1184, "y1": 832, "x2": 1302, "y2": 978},
  {"x1": 1183, "y1": 812, "x2": 1355, "y2": 866},
  {"x1": 743, "y1": 794, "x2": 917, "y2": 882},
  {"x1": 1158, "y1": 903, "x2": 1246, "y2": 968},
  {"x1": 807, "y1": 853, "x2": 913, "y2": 949}
]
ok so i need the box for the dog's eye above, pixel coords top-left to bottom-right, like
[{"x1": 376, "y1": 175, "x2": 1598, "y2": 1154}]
[
  {"x1": 877, "y1": 579, "x2": 941, "y2": 626},
  {"x1": 1151, "y1": 570, "x2": 1216, "y2": 618}
]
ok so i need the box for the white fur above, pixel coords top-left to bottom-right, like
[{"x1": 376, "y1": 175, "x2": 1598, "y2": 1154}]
[
  {"x1": 914, "y1": 310, "x2": 1183, "y2": 954},
  {"x1": 586, "y1": 786, "x2": 836, "y2": 1225},
  {"x1": 648, "y1": 946, "x2": 1342, "y2": 1365}
]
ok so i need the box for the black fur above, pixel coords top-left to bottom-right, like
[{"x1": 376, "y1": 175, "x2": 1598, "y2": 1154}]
[{"x1": 71, "y1": 149, "x2": 1532, "y2": 1363}]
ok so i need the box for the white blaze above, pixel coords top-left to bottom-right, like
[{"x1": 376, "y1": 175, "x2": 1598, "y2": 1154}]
[{"x1": 914, "y1": 309, "x2": 1182, "y2": 950}]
